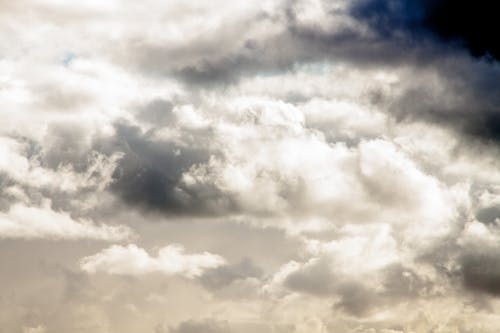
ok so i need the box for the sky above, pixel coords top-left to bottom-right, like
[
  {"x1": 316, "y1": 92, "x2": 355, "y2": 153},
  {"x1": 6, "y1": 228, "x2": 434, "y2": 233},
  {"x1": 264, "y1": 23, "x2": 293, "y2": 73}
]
[{"x1": 1, "y1": 0, "x2": 500, "y2": 332}]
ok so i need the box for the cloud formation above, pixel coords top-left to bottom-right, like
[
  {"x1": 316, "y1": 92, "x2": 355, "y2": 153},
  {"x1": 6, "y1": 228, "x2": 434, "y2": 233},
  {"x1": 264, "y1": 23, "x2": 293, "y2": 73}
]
[
  {"x1": 0, "y1": 202, "x2": 131, "y2": 240},
  {"x1": 2, "y1": 0, "x2": 500, "y2": 332},
  {"x1": 80, "y1": 244, "x2": 226, "y2": 278}
]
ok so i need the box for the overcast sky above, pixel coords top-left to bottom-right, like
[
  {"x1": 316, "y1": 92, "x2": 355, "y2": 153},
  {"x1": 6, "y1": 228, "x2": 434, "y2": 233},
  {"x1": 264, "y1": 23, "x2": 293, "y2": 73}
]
[{"x1": 1, "y1": 0, "x2": 500, "y2": 332}]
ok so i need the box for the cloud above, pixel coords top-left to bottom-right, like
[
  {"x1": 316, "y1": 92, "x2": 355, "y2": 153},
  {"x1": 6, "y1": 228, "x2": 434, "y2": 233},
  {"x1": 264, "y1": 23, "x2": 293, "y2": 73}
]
[
  {"x1": 455, "y1": 221, "x2": 500, "y2": 296},
  {"x1": 107, "y1": 122, "x2": 233, "y2": 216},
  {"x1": 263, "y1": 223, "x2": 443, "y2": 318},
  {"x1": 115, "y1": 0, "x2": 500, "y2": 145},
  {"x1": 136, "y1": 99, "x2": 176, "y2": 126},
  {"x1": 2, "y1": 0, "x2": 500, "y2": 332},
  {"x1": 476, "y1": 206, "x2": 500, "y2": 225},
  {"x1": 0, "y1": 135, "x2": 122, "y2": 195},
  {"x1": 177, "y1": 97, "x2": 460, "y2": 242},
  {"x1": 344, "y1": 0, "x2": 500, "y2": 143},
  {"x1": 0, "y1": 202, "x2": 132, "y2": 240},
  {"x1": 80, "y1": 244, "x2": 226, "y2": 278},
  {"x1": 270, "y1": 224, "x2": 400, "y2": 294},
  {"x1": 351, "y1": 0, "x2": 500, "y2": 61},
  {"x1": 117, "y1": 0, "x2": 444, "y2": 85},
  {"x1": 199, "y1": 257, "x2": 263, "y2": 298},
  {"x1": 460, "y1": 251, "x2": 500, "y2": 296}
]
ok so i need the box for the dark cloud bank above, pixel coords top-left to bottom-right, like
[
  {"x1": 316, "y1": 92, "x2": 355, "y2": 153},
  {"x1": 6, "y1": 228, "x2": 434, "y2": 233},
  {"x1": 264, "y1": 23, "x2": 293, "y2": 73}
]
[
  {"x1": 351, "y1": 0, "x2": 500, "y2": 61},
  {"x1": 350, "y1": 0, "x2": 500, "y2": 142}
]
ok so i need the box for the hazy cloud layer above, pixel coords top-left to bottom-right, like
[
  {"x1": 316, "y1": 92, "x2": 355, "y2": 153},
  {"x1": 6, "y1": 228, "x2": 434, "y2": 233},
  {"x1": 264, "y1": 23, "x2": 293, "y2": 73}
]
[{"x1": 2, "y1": 0, "x2": 500, "y2": 332}]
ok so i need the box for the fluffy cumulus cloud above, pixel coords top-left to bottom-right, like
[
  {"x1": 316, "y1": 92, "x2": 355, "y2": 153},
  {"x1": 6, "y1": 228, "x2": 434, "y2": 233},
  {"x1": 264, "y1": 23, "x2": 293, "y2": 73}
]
[
  {"x1": 2, "y1": 0, "x2": 500, "y2": 332},
  {"x1": 80, "y1": 244, "x2": 226, "y2": 278}
]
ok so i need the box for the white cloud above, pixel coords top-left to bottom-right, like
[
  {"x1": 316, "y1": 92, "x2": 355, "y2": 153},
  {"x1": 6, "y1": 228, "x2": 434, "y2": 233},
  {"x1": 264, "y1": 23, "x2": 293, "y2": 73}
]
[
  {"x1": 264, "y1": 223, "x2": 400, "y2": 296},
  {"x1": 302, "y1": 98, "x2": 388, "y2": 140},
  {"x1": 80, "y1": 244, "x2": 226, "y2": 278},
  {"x1": 0, "y1": 202, "x2": 132, "y2": 240},
  {"x1": 178, "y1": 96, "x2": 461, "y2": 248},
  {"x1": 0, "y1": 136, "x2": 122, "y2": 194}
]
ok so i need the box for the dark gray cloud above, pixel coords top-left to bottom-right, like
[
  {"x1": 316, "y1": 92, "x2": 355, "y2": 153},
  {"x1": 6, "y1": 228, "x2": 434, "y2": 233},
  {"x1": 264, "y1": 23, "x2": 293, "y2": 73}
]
[
  {"x1": 385, "y1": 56, "x2": 500, "y2": 143},
  {"x1": 476, "y1": 206, "x2": 500, "y2": 225},
  {"x1": 460, "y1": 248, "x2": 500, "y2": 296},
  {"x1": 106, "y1": 122, "x2": 237, "y2": 216}
]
